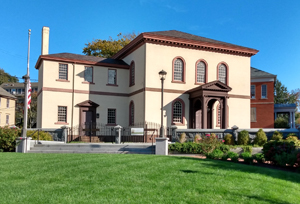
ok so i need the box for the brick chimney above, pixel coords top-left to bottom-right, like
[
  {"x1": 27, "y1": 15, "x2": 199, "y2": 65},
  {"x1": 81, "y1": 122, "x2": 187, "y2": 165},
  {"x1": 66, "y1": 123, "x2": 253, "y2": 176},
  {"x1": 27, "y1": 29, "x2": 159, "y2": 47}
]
[{"x1": 41, "y1": 26, "x2": 50, "y2": 55}]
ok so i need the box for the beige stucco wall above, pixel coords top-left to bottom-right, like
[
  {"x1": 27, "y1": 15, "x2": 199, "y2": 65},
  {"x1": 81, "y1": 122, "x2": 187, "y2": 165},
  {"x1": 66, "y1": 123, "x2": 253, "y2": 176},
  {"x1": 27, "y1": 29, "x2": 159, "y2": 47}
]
[
  {"x1": 0, "y1": 97, "x2": 15, "y2": 127},
  {"x1": 144, "y1": 43, "x2": 251, "y2": 128},
  {"x1": 228, "y1": 98, "x2": 250, "y2": 129}
]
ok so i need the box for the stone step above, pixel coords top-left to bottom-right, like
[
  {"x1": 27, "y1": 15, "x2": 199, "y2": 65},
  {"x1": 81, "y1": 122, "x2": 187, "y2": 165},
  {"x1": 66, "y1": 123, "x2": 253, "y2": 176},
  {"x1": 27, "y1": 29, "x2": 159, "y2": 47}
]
[{"x1": 28, "y1": 143, "x2": 155, "y2": 154}]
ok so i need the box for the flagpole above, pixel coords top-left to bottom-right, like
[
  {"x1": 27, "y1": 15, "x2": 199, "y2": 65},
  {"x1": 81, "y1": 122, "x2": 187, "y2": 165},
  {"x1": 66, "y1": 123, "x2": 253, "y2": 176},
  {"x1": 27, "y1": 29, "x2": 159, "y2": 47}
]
[{"x1": 21, "y1": 29, "x2": 31, "y2": 153}]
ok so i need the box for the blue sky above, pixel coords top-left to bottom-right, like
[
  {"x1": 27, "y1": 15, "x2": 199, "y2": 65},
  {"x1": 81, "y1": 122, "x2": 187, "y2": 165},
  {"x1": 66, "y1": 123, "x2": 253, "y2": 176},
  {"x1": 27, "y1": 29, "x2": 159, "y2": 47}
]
[{"x1": 1, "y1": 0, "x2": 300, "y2": 91}]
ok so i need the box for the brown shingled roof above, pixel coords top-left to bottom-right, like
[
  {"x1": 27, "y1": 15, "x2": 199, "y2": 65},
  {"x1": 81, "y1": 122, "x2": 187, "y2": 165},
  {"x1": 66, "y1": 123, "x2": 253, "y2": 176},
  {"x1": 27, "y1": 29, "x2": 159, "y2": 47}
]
[
  {"x1": 113, "y1": 30, "x2": 259, "y2": 59},
  {"x1": 35, "y1": 53, "x2": 129, "y2": 69},
  {"x1": 145, "y1": 30, "x2": 255, "y2": 50}
]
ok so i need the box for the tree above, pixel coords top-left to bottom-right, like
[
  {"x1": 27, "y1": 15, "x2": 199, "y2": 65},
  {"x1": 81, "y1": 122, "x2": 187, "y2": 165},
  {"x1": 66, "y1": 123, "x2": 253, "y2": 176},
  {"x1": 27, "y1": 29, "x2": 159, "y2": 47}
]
[
  {"x1": 0, "y1": 68, "x2": 18, "y2": 84},
  {"x1": 274, "y1": 79, "x2": 297, "y2": 105},
  {"x1": 82, "y1": 32, "x2": 137, "y2": 58}
]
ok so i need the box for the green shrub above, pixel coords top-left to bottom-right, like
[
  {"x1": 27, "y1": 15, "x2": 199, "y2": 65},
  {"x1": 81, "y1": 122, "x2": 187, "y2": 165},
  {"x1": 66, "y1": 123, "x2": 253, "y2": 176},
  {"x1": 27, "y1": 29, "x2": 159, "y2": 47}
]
[
  {"x1": 285, "y1": 136, "x2": 300, "y2": 146},
  {"x1": 179, "y1": 133, "x2": 186, "y2": 143},
  {"x1": 271, "y1": 131, "x2": 283, "y2": 141},
  {"x1": 221, "y1": 154, "x2": 229, "y2": 161},
  {"x1": 194, "y1": 134, "x2": 202, "y2": 143},
  {"x1": 27, "y1": 130, "x2": 53, "y2": 141},
  {"x1": 224, "y1": 133, "x2": 235, "y2": 145},
  {"x1": 227, "y1": 151, "x2": 239, "y2": 162},
  {"x1": 253, "y1": 129, "x2": 267, "y2": 146},
  {"x1": 238, "y1": 130, "x2": 249, "y2": 145},
  {"x1": 0, "y1": 127, "x2": 21, "y2": 152},
  {"x1": 242, "y1": 146, "x2": 253, "y2": 153},
  {"x1": 219, "y1": 144, "x2": 230, "y2": 153},
  {"x1": 274, "y1": 151, "x2": 298, "y2": 167},
  {"x1": 287, "y1": 133, "x2": 298, "y2": 137},
  {"x1": 263, "y1": 140, "x2": 296, "y2": 163},
  {"x1": 206, "y1": 149, "x2": 224, "y2": 159},
  {"x1": 253, "y1": 153, "x2": 265, "y2": 164},
  {"x1": 240, "y1": 152, "x2": 253, "y2": 164},
  {"x1": 200, "y1": 134, "x2": 223, "y2": 154},
  {"x1": 274, "y1": 116, "x2": 290, "y2": 128},
  {"x1": 168, "y1": 142, "x2": 203, "y2": 154}
]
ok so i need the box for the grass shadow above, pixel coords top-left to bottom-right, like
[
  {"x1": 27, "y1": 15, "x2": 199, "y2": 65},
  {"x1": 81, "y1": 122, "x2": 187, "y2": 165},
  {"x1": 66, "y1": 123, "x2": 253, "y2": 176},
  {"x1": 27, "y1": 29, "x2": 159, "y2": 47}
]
[{"x1": 172, "y1": 155, "x2": 300, "y2": 184}]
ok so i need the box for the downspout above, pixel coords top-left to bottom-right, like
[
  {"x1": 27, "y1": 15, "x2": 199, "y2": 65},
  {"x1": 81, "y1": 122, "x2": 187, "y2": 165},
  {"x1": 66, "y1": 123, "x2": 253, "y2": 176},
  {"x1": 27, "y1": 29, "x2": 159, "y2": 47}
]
[
  {"x1": 71, "y1": 63, "x2": 75, "y2": 141},
  {"x1": 143, "y1": 43, "x2": 147, "y2": 127}
]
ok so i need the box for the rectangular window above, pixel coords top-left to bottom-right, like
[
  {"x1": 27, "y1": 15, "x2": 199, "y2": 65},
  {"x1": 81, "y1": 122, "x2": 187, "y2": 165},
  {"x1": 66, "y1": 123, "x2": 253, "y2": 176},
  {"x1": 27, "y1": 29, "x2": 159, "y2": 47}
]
[
  {"x1": 261, "y1": 84, "x2": 267, "y2": 99},
  {"x1": 108, "y1": 69, "x2": 117, "y2": 85},
  {"x1": 59, "y1": 64, "x2": 68, "y2": 80},
  {"x1": 6, "y1": 99, "x2": 9, "y2": 108},
  {"x1": 6, "y1": 115, "x2": 9, "y2": 125},
  {"x1": 22, "y1": 89, "x2": 25, "y2": 94},
  {"x1": 107, "y1": 109, "x2": 116, "y2": 124},
  {"x1": 84, "y1": 67, "x2": 93, "y2": 82},
  {"x1": 251, "y1": 107, "x2": 256, "y2": 122},
  {"x1": 58, "y1": 106, "x2": 67, "y2": 122},
  {"x1": 251, "y1": 85, "x2": 255, "y2": 99}
]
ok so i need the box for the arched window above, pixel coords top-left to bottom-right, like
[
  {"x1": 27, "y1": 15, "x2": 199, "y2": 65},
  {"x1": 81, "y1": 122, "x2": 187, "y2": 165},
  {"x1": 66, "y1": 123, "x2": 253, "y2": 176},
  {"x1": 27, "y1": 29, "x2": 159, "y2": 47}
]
[
  {"x1": 218, "y1": 63, "x2": 227, "y2": 84},
  {"x1": 130, "y1": 61, "x2": 135, "y2": 86},
  {"x1": 196, "y1": 60, "x2": 206, "y2": 84},
  {"x1": 129, "y1": 101, "x2": 134, "y2": 126},
  {"x1": 172, "y1": 57, "x2": 185, "y2": 83},
  {"x1": 172, "y1": 99, "x2": 185, "y2": 124}
]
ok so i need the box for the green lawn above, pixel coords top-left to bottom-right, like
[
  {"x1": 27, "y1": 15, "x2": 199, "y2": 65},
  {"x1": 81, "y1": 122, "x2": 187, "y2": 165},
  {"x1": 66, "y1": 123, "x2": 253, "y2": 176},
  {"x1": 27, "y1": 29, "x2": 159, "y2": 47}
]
[{"x1": 1, "y1": 153, "x2": 299, "y2": 204}]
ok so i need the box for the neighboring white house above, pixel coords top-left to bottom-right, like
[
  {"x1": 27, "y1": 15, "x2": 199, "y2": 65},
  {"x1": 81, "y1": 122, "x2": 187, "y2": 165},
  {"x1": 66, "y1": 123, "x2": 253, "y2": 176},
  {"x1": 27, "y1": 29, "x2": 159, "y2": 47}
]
[
  {"x1": 35, "y1": 27, "x2": 258, "y2": 138},
  {"x1": 0, "y1": 86, "x2": 16, "y2": 127}
]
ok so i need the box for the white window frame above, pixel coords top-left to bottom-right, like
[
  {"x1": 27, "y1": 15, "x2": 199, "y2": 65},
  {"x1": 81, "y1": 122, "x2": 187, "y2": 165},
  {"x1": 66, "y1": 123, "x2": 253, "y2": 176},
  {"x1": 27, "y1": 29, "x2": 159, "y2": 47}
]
[
  {"x1": 59, "y1": 64, "x2": 68, "y2": 80},
  {"x1": 251, "y1": 85, "x2": 255, "y2": 99},
  {"x1": 84, "y1": 66, "x2": 93, "y2": 83},
  {"x1": 108, "y1": 69, "x2": 117, "y2": 85},
  {"x1": 261, "y1": 84, "x2": 267, "y2": 99}
]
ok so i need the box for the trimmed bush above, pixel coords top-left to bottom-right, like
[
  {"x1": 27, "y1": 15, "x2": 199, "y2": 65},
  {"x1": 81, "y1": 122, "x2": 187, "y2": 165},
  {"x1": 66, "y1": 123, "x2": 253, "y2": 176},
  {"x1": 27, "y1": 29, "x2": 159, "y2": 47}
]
[
  {"x1": 240, "y1": 152, "x2": 253, "y2": 164},
  {"x1": 27, "y1": 130, "x2": 53, "y2": 141},
  {"x1": 227, "y1": 151, "x2": 239, "y2": 162},
  {"x1": 169, "y1": 142, "x2": 203, "y2": 154},
  {"x1": 263, "y1": 140, "x2": 296, "y2": 163},
  {"x1": 271, "y1": 131, "x2": 283, "y2": 141},
  {"x1": 253, "y1": 129, "x2": 267, "y2": 146},
  {"x1": 221, "y1": 153, "x2": 229, "y2": 161},
  {"x1": 0, "y1": 127, "x2": 21, "y2": 152},
  {"x1": 224, "y1": 133, "x2": 235, "y2": 145},
  {"x1": 238, "y1": 130, "x2": 249, "y2": 145},
  {"x1": 274, "y1": 151, "x2": 298, "y2": 167},
  {"x1": 285, "y1": 136, "x2": 300, "y2": 146},
  {"x1": 206, "y1": 149, "x2": 224, "y2": 159},
  {"x1": 253, "y1": 153, "x2": 265, "y2": 164},
  {"x1": 194, "y1": 134, "x2": 202, "y2": 143},
  {"x1": 179, "y1": 133, "x2": 186, "y2": 143},
  {"x1": 219, "y1": 144, "x2": 230, "y2": 153},
  {"x1": 242, "y1": 146, "x2": 253, "y2": 153}
]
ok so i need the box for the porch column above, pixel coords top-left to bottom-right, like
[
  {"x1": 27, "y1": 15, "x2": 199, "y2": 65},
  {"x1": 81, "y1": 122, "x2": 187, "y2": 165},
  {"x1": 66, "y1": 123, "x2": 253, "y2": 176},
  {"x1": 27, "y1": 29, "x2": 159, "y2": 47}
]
[
  {"x1": 202, "y1": 96, "x2": 207, "y2": 129},
  {"x1": 289, "y1": 111, "x2": 292, "y2": 129},
  {"x1": 222, "y1": 97, "x2": 228, "y2": 129}
]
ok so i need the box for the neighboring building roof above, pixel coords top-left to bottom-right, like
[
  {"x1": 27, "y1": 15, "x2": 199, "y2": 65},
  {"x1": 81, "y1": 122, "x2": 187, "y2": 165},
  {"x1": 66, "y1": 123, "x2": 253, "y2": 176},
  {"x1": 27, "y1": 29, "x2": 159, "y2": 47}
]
[
  {"x1": 274, "y1": 104, "x2": 297, "y2": 108},
  {"x1": 0, "y1": 86, "x2": 16, "y2": 99},
  {"x1": 1, "y1": 82, "x2": 38, "y2": 88},
  {"x1": 113, "y1": 30, "x2": 259, "y2": 59},
  {"x1": 251, "y1": 67, "x2": 277, "y2": 79},
  {"x1": 35, "y1": 53, "x2": 129, "y2": 69}
]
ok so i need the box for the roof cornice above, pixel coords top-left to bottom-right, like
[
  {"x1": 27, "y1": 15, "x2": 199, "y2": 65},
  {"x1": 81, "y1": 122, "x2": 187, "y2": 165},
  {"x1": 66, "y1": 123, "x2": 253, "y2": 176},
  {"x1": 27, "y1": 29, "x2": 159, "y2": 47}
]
[
  {"x1": 35, "y1": 55, "x2": 130, "y2": 69},
  {"x1": 112, "y1": 33, "x2": 259, "y2": 59}
]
